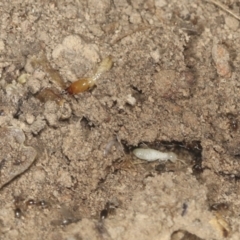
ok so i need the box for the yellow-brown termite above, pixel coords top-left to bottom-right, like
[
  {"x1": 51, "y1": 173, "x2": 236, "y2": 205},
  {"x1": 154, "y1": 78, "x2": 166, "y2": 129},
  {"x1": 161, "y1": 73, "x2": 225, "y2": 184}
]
[{"x1": 66, "y1": 56, "x2": 113, "y2": 95}]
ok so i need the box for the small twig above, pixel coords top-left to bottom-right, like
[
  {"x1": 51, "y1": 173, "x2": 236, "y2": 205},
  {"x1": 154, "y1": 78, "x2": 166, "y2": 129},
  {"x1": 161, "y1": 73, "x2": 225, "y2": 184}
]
[
  {"x1": 0, "y1": 59, "x2": 19, "y2": 62},
  {"x1": 111, "y1": 25, "x2": 155, "y2": 45},
  {"x1": 205, "y1": 0, "x2": 240, "y2": 21}
]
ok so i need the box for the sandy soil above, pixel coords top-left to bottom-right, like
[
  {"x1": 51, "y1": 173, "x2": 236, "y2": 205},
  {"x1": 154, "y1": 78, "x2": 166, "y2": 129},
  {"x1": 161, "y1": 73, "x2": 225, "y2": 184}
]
[{"x1": 0, "y1": 0, "x2": 240, "y2": 239}]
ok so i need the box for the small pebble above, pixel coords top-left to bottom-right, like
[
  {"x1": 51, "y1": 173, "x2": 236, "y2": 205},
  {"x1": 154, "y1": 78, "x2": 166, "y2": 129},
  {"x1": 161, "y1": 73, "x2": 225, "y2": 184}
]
[
  {"x1": 225, "y1": 16, "x2": 239, "y2": 31},
  {"x1": 126, "y1": 94, "x2": 136, "y2": 106},
  {"x1": 212, "y1": 42, "x2": 231, "y2": 78},
  {"x1": 18, "y1": 73, "x2": 29, "y2": 84},
  {"x1": 27, "y1": 78, "x2": 41, "y2": 94},
  {"x1": 25, "y1": 113, "x2": 35, "y2": 125}
]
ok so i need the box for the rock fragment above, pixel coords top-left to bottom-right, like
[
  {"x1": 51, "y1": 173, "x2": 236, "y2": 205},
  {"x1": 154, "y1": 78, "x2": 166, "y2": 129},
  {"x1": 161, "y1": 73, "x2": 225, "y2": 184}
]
[{"x1": 212, "y1": 42, "x2": 232, "y2": 78}]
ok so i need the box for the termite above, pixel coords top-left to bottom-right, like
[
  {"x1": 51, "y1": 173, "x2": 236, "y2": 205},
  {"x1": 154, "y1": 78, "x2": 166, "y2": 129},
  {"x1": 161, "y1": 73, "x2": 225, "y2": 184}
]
[
  {"x1": 133, "y1": 148, "x2": 178, "y2": 162},
  {"x1": 66, "y1": 56, "x2": 113, "y2": 94}
]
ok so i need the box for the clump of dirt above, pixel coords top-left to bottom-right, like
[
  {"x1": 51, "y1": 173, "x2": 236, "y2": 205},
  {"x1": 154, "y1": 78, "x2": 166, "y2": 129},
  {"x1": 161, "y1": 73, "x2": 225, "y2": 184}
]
[
  {"x1": 1, "y1": 0, "x2": 240, "y2": 239},
  {"x1": 0, "y1": 126, "x2": 37, "y2": 189}
]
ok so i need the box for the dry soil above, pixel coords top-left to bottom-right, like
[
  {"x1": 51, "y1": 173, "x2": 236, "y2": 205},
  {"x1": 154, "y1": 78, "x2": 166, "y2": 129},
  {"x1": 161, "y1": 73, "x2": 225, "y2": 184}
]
[{"x1": 1, "y1": 0, "x2": 240, "y2": 239}]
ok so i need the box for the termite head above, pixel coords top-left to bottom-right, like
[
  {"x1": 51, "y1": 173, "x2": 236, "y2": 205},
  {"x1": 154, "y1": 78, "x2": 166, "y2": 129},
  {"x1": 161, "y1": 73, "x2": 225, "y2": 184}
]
[{"x1": 168, "y1": 152, "x2": 178, "y2": 162}]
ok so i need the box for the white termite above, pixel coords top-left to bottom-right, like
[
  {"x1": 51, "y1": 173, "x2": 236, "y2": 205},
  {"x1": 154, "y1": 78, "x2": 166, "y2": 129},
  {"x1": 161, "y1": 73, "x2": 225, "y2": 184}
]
[{"x1": 133, "y1": 148, "x2": 178, "y2": 162}]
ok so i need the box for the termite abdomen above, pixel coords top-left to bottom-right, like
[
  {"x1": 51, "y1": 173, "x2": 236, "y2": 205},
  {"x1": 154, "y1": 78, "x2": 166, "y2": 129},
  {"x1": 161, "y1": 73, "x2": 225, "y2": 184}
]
[{"x1": 65, "y1": 78, "x2": 93, "y2": 95}]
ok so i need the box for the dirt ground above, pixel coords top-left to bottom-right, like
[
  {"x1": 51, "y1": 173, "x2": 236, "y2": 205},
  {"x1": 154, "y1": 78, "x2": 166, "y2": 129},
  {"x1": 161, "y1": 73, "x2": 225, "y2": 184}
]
[{"x1": 1, "y1": 0, "x2": 240, "y2": 239}]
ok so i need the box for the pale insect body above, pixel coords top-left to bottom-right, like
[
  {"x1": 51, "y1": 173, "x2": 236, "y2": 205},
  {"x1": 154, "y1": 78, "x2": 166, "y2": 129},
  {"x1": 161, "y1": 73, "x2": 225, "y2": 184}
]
[
  {"x1": 66, "y1": 56, "x2": 113, "y2": 95},
  {"x1": 133, "y1": 148, "x2": 177, "y2": 162},
  {"x1": 92, "y1": 56, "x2": 113, "y2": 82}
]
